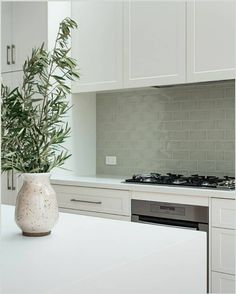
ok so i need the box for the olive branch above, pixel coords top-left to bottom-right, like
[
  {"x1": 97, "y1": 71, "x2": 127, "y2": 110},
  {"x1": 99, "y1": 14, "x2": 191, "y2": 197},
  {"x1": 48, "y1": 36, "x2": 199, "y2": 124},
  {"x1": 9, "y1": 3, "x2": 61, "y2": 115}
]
[{"x1": 1, "y1": 17, "x2": 79, "y2": 173}]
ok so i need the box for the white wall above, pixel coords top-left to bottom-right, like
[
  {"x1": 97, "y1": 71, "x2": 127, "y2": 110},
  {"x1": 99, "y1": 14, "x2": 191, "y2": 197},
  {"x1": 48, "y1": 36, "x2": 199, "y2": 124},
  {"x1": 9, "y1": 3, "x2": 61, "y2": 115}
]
[
  {"x1": 72, "y1": 93, "x2": 96, "y2": 176},
  {"x1": 48, "y1": 2, "x2": 97, "y2": 177},
  {"x1": 48, "y1": 1, "x2": 75, "y2": 177}
]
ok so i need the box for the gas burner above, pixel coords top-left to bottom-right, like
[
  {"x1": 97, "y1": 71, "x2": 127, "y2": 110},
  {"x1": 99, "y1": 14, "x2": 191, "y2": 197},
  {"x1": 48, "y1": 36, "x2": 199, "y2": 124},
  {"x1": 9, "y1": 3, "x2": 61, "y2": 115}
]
[
  {"x1": 201, "y1": 181, "x2": 216, "y2": 187},
  {"x1": 132, "y1": 173, "x2": 161, "y2": 182},
  {"x1": 217, "y1": 178, "x2": 235, "y2": 190},
  {"x1": 125, "y1": 172, "x2": 235, "y2": 190},
  {"x1": 172, "y1": 178, "x2": 188, "y2": 185}
]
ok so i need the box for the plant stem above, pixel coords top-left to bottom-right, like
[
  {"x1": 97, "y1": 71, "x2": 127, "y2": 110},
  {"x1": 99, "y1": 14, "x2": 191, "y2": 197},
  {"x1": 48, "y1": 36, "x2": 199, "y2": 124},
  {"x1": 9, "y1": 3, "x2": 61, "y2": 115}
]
[{"x1": 39, "y1": 30, "x2": 61, "y2": 124}]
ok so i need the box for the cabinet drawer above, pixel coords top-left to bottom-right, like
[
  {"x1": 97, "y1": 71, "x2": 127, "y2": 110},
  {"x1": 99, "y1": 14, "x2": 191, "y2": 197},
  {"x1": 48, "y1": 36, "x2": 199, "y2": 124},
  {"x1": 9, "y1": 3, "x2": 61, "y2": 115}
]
[
  {"x1": 211, "y1": 228, "x2": 235, "y2": 275},
  {"x1": 212, "y1": 198, "x2": 235, "y2": 229},
  {"x1": 211, "y1": 271, "x2": 235, "y2": 294},
  {"x1": 53, "y1": 185, "x2": 131, "y2": 216}
]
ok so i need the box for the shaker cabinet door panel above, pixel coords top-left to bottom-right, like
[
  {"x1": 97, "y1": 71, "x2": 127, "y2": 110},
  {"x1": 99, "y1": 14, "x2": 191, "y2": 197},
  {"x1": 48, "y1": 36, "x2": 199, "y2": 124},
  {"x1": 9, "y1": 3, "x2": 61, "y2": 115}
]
[
  {"x1": 71, "y1": 2, "x2": 123, "y2": 93},
  {"x1": 211, "y1": 271, "x2": 235, "y2": 294},
  {"x1": 187, "y1": 1, "x2": 235, "y2": 82},
  {"x1": 124, "y1": 1, "x2": 186, "y2": 88},
  {"x1": 211, "y1": 198, "x2": 236, "y2": 230},
  {"x1": 211, "y1": 228, "x2": 235, "y2": 275}
]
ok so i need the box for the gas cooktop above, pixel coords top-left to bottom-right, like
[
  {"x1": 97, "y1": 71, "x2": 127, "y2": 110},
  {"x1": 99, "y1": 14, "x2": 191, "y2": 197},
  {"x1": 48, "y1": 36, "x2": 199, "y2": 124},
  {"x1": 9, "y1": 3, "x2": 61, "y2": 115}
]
[{"x1": 124, "y1": 173, "x2": 235, "y2": 190}]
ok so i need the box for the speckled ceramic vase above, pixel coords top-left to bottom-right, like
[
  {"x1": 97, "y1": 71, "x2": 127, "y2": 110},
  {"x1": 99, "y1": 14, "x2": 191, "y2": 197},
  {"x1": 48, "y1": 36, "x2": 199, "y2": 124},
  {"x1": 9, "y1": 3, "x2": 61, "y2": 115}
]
[{"x1": 15, "y1": 173, "x2": 59, "y2": 237}]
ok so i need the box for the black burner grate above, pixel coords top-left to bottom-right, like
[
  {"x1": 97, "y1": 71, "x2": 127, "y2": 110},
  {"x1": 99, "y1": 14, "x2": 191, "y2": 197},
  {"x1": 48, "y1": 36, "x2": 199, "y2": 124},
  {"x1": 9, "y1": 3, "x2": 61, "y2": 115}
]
[{"x1": 125, "y1": 173, "x2": 235, "y2": 190}]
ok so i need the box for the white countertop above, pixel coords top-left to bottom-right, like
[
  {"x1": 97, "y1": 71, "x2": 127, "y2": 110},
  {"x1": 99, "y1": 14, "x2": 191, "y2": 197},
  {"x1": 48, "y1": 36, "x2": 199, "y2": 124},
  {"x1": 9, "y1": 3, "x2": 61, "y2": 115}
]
[
  {"x1": 50, "y1": 174, "x2": 236, "y2": 199},
  {"x1": 1, "y1": 205, "x2": 206, "y2": 294}
]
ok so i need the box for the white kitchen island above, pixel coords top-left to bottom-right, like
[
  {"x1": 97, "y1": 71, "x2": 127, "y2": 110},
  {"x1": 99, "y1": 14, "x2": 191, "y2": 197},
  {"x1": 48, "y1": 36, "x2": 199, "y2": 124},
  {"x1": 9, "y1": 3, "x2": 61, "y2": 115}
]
[{"x1": 0, "y1": 205, "x2": 206, "y2": 294}]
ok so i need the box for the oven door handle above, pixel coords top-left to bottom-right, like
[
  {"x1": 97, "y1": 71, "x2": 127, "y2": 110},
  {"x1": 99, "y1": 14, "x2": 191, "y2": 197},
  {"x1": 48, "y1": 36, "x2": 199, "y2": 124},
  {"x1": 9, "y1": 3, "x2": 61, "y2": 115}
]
[
  {"x1": 133, "y1": 215, "x2": 200, "y2": 230},
  {"x1": 138, "y1": 221, "x2": 197, "y2": 230}
]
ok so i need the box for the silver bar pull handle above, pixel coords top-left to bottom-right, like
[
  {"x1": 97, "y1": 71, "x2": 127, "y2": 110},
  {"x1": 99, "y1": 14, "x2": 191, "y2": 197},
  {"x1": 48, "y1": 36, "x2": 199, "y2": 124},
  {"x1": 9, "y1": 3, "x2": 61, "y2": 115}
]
[
  {"x1": 7, "y1": 171, "x2": 11, "y2": 190},
  {"x1": 7, "y1": 45, "x2": 11, "y2": 65},
  {"x1": 11, "y1": 44, "x2": 16, "y2": 65},
  {"x1": 11, "y1": 170, "x2": 16, "y2": 190},
  {"x1": 70, "y1": 199, "x2": 102, "y2": 205}
]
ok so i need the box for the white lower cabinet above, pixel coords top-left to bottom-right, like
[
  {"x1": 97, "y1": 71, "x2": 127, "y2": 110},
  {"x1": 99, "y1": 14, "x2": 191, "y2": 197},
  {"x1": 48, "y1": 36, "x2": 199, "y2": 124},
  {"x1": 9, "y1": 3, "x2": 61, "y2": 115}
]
[
  {"x1": 210, "y1": 198, "x2": 235, "y2": 294},
  {"x1": 1, "y1": 71, "x2": 23, "y2": 89},
  {"x1": 211, "y1": 271, "x2": 235, "y2": 294},
  {"x1": 1, "y1": 171, "x2": 22, "y2": 205},
  {"x1": 52, "y1": 185, "x2": 131, "y2": 220}
]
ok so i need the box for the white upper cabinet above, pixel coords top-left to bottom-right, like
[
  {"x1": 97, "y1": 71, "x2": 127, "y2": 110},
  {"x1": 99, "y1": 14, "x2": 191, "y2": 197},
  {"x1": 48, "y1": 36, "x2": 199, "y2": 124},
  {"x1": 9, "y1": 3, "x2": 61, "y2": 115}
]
[
  {"x1": 123, "y1": 1, "x2": 186, "y2": 88},
  {"x1": 11, "y1": 2, "x2": 47, "y2": 72},
  {"x1": 1, "y1": 2, "x2": 47, "y2": 74},
  {"x1": 71, "y1": 2, "x2": 123, "y2": 93},
  {"x1": 70, "y1": 1, "x2": 235, "y2": 93},
  {"x1": 3, "y1": 1, "x2": 233, "y2": 92},
  {"x1": 1, "y1": 3, "x2": 13, "y2": 73},
  {"x1": 187, "y1": 0, "x2": 235, "y2": 82}
]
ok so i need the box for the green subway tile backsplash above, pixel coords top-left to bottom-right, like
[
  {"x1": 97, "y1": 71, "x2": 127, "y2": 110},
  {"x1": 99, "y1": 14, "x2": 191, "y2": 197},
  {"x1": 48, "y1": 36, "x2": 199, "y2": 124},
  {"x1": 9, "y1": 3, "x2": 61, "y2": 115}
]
[{"x1": 96, "y1": 81, "x2": 235, "y2": 177}]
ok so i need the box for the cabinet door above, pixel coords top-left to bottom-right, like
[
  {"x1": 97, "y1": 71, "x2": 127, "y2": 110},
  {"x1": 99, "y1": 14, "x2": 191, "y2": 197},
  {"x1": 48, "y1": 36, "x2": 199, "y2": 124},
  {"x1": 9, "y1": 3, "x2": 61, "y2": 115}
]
[
  {"x1": 1, "y1": 71, "x2": 23, "y2": 90},
  {"x1": 1, "y1": 72, "x2": 13, "y2": 88},
  {"x1": 11, "y1": 2, "x2": 47, "y2": 72},
  {"x1": 71, "y1": 2, "x2": 123, "y2": 93},
  {"x1": 211, "y1": 228, "x2": 235, "y2": 275},
  {"x1": 124, "y1": 1, "x2": 186, "y2": 88},
  {"x1": 211, "y1": 198, "x2": 235, "y2": 230},
  {"x1": 212, "y1": 271, "x2": 235, "y2": 294},
  {"x1": 1, "y1": 2, "x2": 13, "y2": 73},
  {"x1": 187, "y1": 1, "x2": 235, "y2": 82},
  {"x1": 1, "y1": 171, "x2": 18, "y2": 205}
]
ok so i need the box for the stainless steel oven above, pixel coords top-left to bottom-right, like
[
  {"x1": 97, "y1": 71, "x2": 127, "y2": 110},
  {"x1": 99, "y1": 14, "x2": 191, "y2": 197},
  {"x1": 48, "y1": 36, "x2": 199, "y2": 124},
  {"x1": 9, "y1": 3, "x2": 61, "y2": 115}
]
[
  {"x1": 131, "y1": 199, "x2": 209, "y2": 290},
  {"x1": 131, "y1": 199, "x2": 208, "y2": 231}
]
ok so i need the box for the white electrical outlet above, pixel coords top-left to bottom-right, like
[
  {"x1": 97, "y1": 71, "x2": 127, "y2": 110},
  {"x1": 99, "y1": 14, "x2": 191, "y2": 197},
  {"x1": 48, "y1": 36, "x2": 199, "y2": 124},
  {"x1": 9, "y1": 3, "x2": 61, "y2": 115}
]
[{"x1": 105, "y1": 156, "x2": 117, "y2": 165}]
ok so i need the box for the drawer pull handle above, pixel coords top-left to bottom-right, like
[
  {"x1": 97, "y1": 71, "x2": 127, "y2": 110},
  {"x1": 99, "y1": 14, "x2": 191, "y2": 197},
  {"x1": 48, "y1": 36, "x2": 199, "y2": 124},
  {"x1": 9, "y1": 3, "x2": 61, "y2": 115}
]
[{"x1": 70, "y1": 199, "x2": 102, "y2": 205}]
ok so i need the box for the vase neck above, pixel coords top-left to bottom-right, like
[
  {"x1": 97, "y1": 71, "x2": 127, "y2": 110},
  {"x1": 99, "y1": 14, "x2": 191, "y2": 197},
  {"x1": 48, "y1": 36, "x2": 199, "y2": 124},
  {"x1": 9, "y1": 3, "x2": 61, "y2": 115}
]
[{"x1": 23, "y1": 173, "x2": 51, "y2": 184}]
